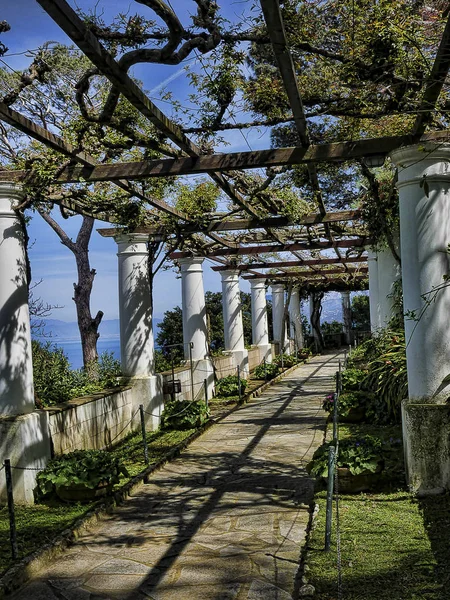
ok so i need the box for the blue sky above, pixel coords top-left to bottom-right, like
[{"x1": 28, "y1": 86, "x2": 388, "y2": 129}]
[{"x1": 2, "y1": 1, "x2": 273, "y2": 322}]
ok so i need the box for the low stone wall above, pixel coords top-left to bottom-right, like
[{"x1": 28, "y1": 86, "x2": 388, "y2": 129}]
[
  {"x1": 247, "y1": 347, "x2": 261, "y2": 371},
  {"x1": 47, "y1": 386, "x2": 135, "y2": 455},
  {"x1": 212, "y1": 354, "x2": 236, "y2": 379}
]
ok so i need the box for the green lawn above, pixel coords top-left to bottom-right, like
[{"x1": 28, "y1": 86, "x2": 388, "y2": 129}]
[{"x1": 307, "y1": 421, "x2": 449, "y2": 599}]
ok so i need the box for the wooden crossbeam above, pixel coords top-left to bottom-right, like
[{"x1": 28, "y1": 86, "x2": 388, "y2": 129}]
[
  {"x1": 412, "y1": 11, "x2": 450, "y2": 136},
  {"x1": 260, "y1": 0, "x2": 309, "y2": 147},
  {"x1": 242, "y1": 266, "x2": 368, "y2": 279},
  {"x1": 96, "y1": 209, "x2": 362, "y2": 238},
  {"x1": 36, "y1": 0, "x2": 261, "y2": 219},
  {"x1": 170, "y1": 237, "x2": 370, "y2": 259},
  {"x1": 19, "y1": 130, "x2": 448, "y2": 184},
  {"x1": 0, "y1": 103, "x2": 188, "y2": 220},
  {"x1": 211, "y1": 255, "x2": 368, "y2": 271}
]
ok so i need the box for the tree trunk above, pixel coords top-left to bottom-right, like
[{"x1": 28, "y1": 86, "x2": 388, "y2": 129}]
[
  {"x1": 38, "y1": 210, "x2": 103, "y2": 376},
  {"x1": 311, "y1": 291, "x2": 325, "y2": 352}
]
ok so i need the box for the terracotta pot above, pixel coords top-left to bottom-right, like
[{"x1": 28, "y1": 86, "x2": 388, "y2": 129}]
[
  {"x1": 337, "y1": 464, "x2": 383, "y2": 494},
  {"x1": 340, "y1": 406, "x2": 366, "y2": 423},
  {"x1": 56, "y1": 481, "x2": 113, "y2": 503}
]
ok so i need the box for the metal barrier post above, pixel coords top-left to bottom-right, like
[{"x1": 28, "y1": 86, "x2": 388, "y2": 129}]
[
  {"x1": 237, "y1": 365, "x2": 242, "y2": 402},
  {"x1": 333, "y1": 392, "x2": 339, "y2": 442},
  {"x1": 5, "y1": 459, "x2": 18, "y2": 559},
  {"x1": 189, "y1": 342, "x2": 194, "y2": 400},
  {"x1": 325, "y1": 445, "x2": 336, "y2": 551},
  {"x1": 139, "y1": 405, "x2": 149, "y2": 465},
  {"x1": 171, "y1": 348, "x2": 176, "y2": 402},
  {"x1": 263, "y1": 357, "x2": 267, "y2": 382},
  {"x1": 204, "y1": 378, "x2": 208, "y2": 408}
]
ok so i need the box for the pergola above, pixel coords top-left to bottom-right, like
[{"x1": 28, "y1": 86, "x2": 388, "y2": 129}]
[{"x1": 1, "y1": 0, "x2": 450, "y2": 499}]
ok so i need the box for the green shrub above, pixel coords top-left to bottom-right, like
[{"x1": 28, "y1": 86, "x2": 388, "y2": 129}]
[
  {"x1": 274, "y1": 354, "x2": 299, "y2": 368},
  {"x1": 161, "y1": 399, "x2": 209, "y2": 430},
  {"x1": 32, "y1": 340, "x2": 77, "y2": 406},
  {"x1": 32, "y1": 342, "x2": 125, "y2": 407},
  {"x1": 323, "y1": 391, "x2": 375, "y2": 419},
  {"x1": 253, "y1": 362, "x2": 279, "y2": 380},
  {"x1": 215, "y1": 375, "x2": 247, "y2": 397},
  {"x1": 36, "y1": 449, "x2": 128, "y2": 497},
  {"x1": 340, "y1": 368, "x2": 368, "y2": 391}
]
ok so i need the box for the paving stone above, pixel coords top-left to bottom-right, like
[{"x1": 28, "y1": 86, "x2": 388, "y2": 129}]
[
  {"x1": 9, "y1": 353, "x2": 341, "y2": 600},
  {"x1": 247, "y1": 579, "x2": 293, "y2": 600}
]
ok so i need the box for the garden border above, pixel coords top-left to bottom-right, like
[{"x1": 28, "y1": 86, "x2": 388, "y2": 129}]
[{"x1": 0, "y1": 357, "x2": 308, "y2": 599}]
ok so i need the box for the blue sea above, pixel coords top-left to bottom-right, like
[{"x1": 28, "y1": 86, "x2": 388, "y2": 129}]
[{"x1": 53, "y1": 337, "x2": 121, "y2": 370}]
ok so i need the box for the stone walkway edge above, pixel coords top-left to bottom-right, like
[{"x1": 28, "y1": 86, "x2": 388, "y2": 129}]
[{"x1": 0, "y1": 359, "x2": 305, "y2": 599}]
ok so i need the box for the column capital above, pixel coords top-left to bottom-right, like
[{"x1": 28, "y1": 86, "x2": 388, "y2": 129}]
[
  {"x1": 0, "y1": 182, "x2": 24, "y2": 217},
  {"x1": 391, "y1": 142, "x2": 450, "y2": 187},
  {"x1": 249, "y1": 278, "x2": 266, "y2": 290},
  {"x1": 178, "y1": 256, "x2": 205, "y2": 272},
  {"x1": 220, "y1": 269, "x2": 240, "y2": 283},
  {"x1": 115, "y1": 233, "x2": 149, "y2": 256}
]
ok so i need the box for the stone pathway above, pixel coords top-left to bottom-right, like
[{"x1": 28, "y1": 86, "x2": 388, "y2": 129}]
[{"x1": 11, "y1": 352, "x2": 341, "y2": 600}]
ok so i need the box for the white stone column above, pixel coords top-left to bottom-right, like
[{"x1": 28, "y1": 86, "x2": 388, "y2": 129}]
[
  {"x1": 367, "y1": 249, "x2": 380, "y2": 333},
  {"x1": 341, "y1": 291, "x2": 352, "y2": 345},
  {"x1": 377, "y1": 245, "x2": 401, "y2": 328},
  {"x1": 391, "y1": 143, "x2": 450, "y2": 494},
  {"x1": 0, "y1": 183, "x2": 34, "y2": 415},
  {"x1": 250, "y1": 279, "x2": 272, "y2": 362},
  {"x1": 179, "y1": 257, "x2": 209, "y2": 361},
  {"x1": 271, "y1": 284, "x2": 288, "y2": 354},
  {"x1": 289, "y1": 287, "x2": 304, "y2": 350},
  {"x1": 116, "y1": 233, "x2": 154, "y2": 377},
  {"x1": 221, "y1": 270, "x2": 249, "y2": 373},
  {"x1": 391, "y1": 143, "x2": 450, "y2": 403}
]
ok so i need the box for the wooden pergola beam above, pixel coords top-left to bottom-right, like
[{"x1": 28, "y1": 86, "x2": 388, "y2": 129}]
[
  {"x1": 211, "y1": 255, "x2": 367, "y2": 271},
  {"x1": 0, "y1": 103, "x2": 188, "y2": 220},
  {"x1": 241, "y1": 266, "x2": 368, "y2": 279},
  {"x1": 36, "y1": 0, "x2": 261, "y2": 220},
  {"x1": 20, "y1": 130, "x2": 449, "y2": 184},
  {"x1": 97, "y1": 209, "x2": 362, "y2": 238},
  {"x1": 170, "y1": 237, "x2": 370, "y2": 259}
]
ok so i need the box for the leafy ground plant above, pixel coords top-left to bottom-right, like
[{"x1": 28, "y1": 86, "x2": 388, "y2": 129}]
[
  {"x1": 160, "y1": 399, "x2": 209, "y2": 430},
  {"x1": 253, "y1": 362, "x2": 279, "y2": 380},
  {"x1": 215, "y1": 375, "x2": 247, "y2": 397},
  {"x1": 37, "y1": 450, "x2": 129, "y2": 498},
  {"x1": 307, "y1": 435, "x2": 389, "y2": 478}
]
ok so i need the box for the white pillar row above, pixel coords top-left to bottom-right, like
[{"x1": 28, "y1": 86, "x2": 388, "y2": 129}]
[
  {"x1": 391, "y1": 143, "x2": 450, "y2": 403},
  {"x1": 367, "y1": 249, "x2": 380, "y2": 333},
  {"x1": 250, "y1": 279, "x2": 272, "y2": 363},
  {"x1": 377, "y1": 244, "x2": 401, "y2": 328},
  {"x1": 0, "y1": 182, "x2": 35, "y2": 416},
  {"x1": 271, "y1": 283, "x2": 289, "y2": 354},
  {"x1": 341, "y1": 291, "x2": 352, "y2": 345},
  {"x1": 179, "y1": 257, "x2": 209, "y2": 361},
  {"x1": 221, "y1": 270, "x2": 249, "y2": 373},
  {"x1": 289, "y1": 287, "x2": 304, "y2": 350},
  {"x1": 116, "y1": 233, "x2": 154, "y2": 377},
  {"x1": 390, "y1": 143, "x2": 450, "y2": 494}
]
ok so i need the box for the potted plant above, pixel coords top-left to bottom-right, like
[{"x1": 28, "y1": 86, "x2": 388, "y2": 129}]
[
  {"x1": 306, "y1": 436, "x2": 386, "y2": 493},
  {"x1": 37, "y1": 449, "x2": 129, "y2": 502},
  {"x1": 322, "y1": 391, "x2": 373, "y2": 423}
]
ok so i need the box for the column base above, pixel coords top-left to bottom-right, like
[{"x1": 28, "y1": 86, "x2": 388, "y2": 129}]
[
  {"x1": 226, "y1": 350, "x2": 249, "y2": 376},
  {"x1": 192, "y1": 359, "x2": 215, "y2": 402},
  {"x1": 257, "y1": 344, "x2": 273, "y2": 364},
  {"x1": 0, "y1": 411, "x2": 51, "y2": 504},
  {"x1": 402, "y1": 400, "x2": 450, "y2": 496},
  {"x1": 130, "y1": 375, "x2": 164, "y2": 431}
]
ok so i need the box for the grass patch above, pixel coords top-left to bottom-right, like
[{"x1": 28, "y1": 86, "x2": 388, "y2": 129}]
[
  {"x1": 309, "y1": 491, "x2": 443, "y2": 599},
  {"x1": 308, "y1": 421, "x2": 448, "y2": 599},
  {"x1": 0, "y1": 427, "x2": 195, "y2": 576}
]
